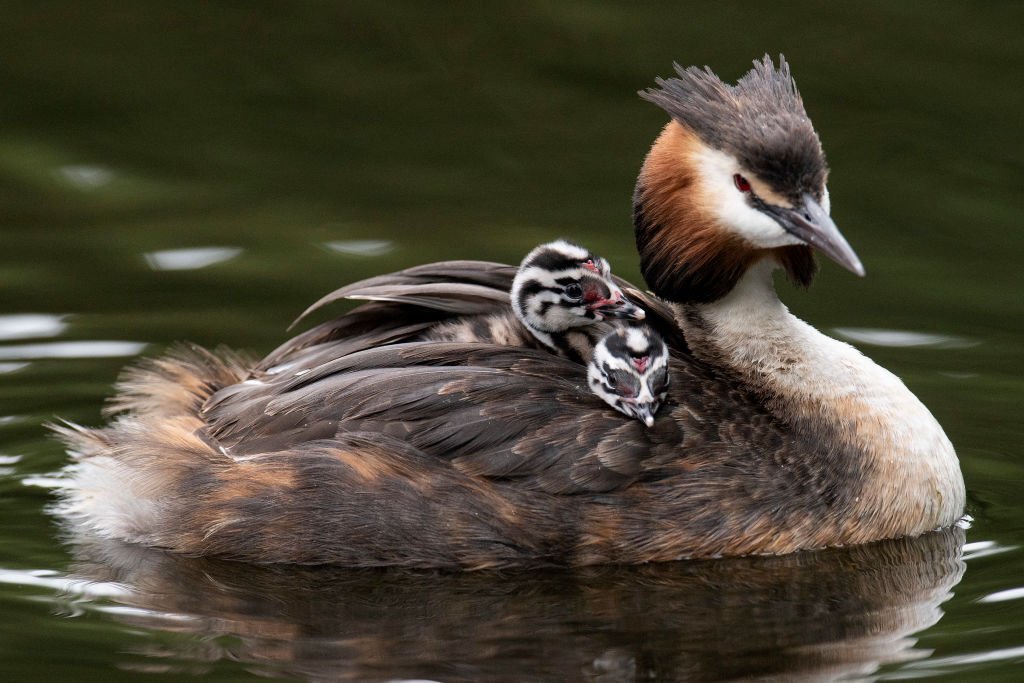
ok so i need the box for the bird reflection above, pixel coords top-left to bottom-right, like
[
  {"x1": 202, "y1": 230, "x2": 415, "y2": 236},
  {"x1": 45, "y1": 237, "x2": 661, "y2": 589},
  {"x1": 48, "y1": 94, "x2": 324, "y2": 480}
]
[{"x1": 63, "y1": 527, "x2": 965, "y2": 682}]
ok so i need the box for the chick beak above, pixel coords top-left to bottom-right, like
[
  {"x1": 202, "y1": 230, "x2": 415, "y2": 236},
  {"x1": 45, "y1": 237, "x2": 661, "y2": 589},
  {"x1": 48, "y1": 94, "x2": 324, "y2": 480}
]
[
  {"x1": 588, "y1": 290, "x2": 646, "y2": 321},
  {"x1": 768, "y1": 193, "x2": 865, "y2": 277},
  {"x1": 635, "y1": 404, "x2": 656, "y2": 428}
]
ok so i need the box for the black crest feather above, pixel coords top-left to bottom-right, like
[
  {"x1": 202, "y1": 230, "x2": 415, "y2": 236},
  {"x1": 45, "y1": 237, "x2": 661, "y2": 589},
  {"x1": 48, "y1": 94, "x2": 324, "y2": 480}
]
[{"x1": 640, "y1": 55, "x2": 827, "y2": 198}]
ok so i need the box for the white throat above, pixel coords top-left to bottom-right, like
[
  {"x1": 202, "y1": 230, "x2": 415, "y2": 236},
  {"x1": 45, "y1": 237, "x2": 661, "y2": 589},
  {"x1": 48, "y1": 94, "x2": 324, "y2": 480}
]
[{"x1": 680, "y1": 259, "x2": 965, "y2": 537}]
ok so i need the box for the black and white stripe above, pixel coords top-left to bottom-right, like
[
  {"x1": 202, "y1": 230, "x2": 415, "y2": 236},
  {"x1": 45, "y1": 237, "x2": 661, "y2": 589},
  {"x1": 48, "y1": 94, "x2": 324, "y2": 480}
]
[
  {"x1": 510, "y1": 239, "x2": 642, "y2": 362},
  {"x1": 587, "y1": 326, "x2": 670, "y2": 427}
]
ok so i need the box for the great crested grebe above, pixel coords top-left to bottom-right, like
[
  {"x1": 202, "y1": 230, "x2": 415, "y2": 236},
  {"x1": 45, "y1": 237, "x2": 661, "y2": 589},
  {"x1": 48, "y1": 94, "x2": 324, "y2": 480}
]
[
  {"x1": 54, "y1": 55, "x2": 965, "y2": 569},
  {"x1": 587, "y1": 326, "x2": 670, "y2": 427}
]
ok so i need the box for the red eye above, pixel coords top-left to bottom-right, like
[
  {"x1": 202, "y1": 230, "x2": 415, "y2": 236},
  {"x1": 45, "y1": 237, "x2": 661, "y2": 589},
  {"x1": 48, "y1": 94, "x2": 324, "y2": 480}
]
[{"x1": 733, "y1": 174, "x2": 752, "y2": 193}]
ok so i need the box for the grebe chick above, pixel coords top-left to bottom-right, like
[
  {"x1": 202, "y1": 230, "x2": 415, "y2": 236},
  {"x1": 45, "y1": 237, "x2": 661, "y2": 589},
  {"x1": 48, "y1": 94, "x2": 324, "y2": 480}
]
[
  {"x1": 587, "y1": 326, "x2": 669, "y2": 427},
  {"x1": 509, "y1": 239, "x2": 645, "y2": 360},
  {"x1": 422, "y1": 239, "x2": 645, "y2": 362}
]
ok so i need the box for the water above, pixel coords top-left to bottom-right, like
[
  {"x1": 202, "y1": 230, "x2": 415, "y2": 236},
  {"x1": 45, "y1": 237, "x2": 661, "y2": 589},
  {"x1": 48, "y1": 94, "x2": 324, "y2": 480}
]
[{"x1": 2, "y1": 2, "x2": 1022, "y2": 680}]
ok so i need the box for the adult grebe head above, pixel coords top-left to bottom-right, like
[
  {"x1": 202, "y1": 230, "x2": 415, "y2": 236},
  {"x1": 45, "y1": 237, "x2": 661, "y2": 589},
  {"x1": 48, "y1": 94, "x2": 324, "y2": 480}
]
[{"x1": 634, "y1": 55, "x2": 864, "y2": 304}]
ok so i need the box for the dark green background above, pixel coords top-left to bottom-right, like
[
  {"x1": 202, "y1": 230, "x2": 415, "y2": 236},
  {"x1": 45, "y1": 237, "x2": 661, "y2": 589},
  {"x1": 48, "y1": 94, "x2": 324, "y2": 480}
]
[{"x1": 1, "y1": 2, "x2": 1021, "y2": 680}]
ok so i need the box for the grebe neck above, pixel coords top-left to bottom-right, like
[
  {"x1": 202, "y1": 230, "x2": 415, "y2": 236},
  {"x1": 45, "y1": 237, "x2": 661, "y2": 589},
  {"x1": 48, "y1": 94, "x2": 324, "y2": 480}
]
[{"x1": 677, "y1": 259, "x2": 965, "y2": 538}]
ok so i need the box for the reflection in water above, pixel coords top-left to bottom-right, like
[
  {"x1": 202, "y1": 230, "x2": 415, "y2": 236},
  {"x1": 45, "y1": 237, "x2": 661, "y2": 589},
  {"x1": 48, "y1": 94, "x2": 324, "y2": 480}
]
[
  {"x1": 0, "y1": 314, "x2": 68, "y2": 341},
  {"x1": 0, "y1": 362, "x2": 29, "y2": 374},
  {"x1": 55, "y1": 164, "x2": 115, "y2": 190},
  {"x1": 961, "y1": 539, "x2": 1016, "y2": 562},
  {"x1": 324, "y1": 239, "x2": 396, "y2": 257},
  {"x1": 832, "y1": 327, "x2": 978, "y2": 350},
  {"x1": 980, "y1": 587, "x2": 1024, "y2": 604},
  {"x1": 0, "y1": 340, "x2": 146, "y2": 360},
  {"x1": 143, "y1": 246, "x2": 244, "y2": 271},
  {"x1": 62, "y1": 528, "x2": 966, "y2": 682}
]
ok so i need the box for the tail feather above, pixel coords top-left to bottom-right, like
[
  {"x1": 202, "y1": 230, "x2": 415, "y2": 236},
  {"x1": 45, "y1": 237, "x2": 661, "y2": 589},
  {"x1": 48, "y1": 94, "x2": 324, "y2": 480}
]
[
  {"x1": 50, "y1": 344, "x2": 249, "y2": 546},
  {"x1": 103, "y1": 343, "x2": 252, "y2": 418}
]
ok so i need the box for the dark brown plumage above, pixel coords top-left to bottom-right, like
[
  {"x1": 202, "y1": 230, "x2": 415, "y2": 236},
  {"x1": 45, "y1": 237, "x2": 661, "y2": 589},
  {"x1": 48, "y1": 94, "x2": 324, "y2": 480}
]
[
  {"x1": 55, "y1": 258, "x2": 874, "y2": 568},
  {"x1": 52, "y1": 56, "x2": 963, "y2": 569}
]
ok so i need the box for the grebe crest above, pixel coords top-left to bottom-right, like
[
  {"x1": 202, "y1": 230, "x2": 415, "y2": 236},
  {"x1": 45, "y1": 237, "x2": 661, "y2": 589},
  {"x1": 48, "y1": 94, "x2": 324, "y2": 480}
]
[
  {"x1": 587, "y1": 326, "x2": 669, "y2": 427},
  {"x1": 511, "y1": 239, "x2": 645, "y2": 352}
]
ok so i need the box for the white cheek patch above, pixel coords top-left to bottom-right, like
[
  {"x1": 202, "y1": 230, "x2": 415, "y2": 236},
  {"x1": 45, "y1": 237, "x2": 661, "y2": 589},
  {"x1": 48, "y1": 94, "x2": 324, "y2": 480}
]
[
  {"x1": 692, "y1": 145, "x2": 804, "y2": 249},
  {"x1": 821, "y1": 185, "x2": 831, "y2": 214}
]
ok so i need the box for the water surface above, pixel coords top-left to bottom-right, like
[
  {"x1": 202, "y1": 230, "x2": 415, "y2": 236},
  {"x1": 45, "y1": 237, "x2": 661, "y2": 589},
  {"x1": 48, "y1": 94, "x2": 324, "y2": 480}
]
[{"x1": 2, "y1": 2, "x2": 1023, "y2": 680}]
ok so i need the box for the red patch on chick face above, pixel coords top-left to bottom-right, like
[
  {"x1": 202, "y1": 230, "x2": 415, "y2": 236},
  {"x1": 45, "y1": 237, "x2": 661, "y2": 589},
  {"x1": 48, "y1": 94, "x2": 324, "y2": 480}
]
[
  {"x1": 584, "y1": 286, "x2": 626, "y2": 315},
  {"x1": 582, "y1": 281, "x2": 605, "y2": 304}
]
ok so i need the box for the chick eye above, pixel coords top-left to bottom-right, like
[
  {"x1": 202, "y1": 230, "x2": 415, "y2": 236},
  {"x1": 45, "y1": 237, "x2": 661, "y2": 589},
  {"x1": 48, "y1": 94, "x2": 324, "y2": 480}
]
[
  {"x1": 733, "y1": 174, "x2": 752, "y2": 193},
  {"x1": 564, "y1": 283, "x2": 584, "y2": 300}
]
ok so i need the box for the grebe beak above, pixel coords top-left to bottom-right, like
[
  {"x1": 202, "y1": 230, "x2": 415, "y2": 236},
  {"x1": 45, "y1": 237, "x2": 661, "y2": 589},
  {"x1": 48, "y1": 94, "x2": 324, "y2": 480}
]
[{"x1": 766, "y1": 193, "x2": 866, "y2": 277}]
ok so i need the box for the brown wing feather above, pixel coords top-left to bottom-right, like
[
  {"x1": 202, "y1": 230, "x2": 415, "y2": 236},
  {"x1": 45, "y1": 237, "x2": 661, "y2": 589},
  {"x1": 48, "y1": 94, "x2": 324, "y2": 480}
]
[
  {"x1": 266, "y1": 260, "x2": 520, "y2": 368},
  {"x1": 208, "y1": 255, "x2": 713, "y2": 497},
  {"x1": 307, "y1": 282, "x2": 510, "y2": 316},
  {"x1": 293, "y1": 260, "x2": 515, "y2": 326},
  {"x1": 207, "y1": 341, "x2": 667, "y2": 494}
]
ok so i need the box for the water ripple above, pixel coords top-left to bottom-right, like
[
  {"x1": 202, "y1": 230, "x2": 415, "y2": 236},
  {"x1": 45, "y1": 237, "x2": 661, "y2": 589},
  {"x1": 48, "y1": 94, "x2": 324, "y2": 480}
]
[
  {"x1": 324, "y1": 239, "x2": 394, "y2": 256},
  {"x1": 0, "y1": 314, "x2": 68, "y2": 341},
  {"x1": 0, "y1": 567, "x2": 130, "y2": 600},
  {"x1": 833, "y1": 327, "x2": 978, "y2": 349},
  {"x1": 962, "y1": 540, "x2": 1018, "y2": 561},
  {"x1": 0, "y1": 453, "x2": 18, "y2": 476},
  {"x1": 22, "y1": 475, "x2": 64, "y2": 488},
  {"x1": 144, "y1": 247, "x2": 243, "y2": 271},
  {"x1": 903, "y1": 645, "x2": 1024, "y2": 669},
  {"x1": 0, "y1": 341, "x2": 146, "y2": 360},
  {"x1": 56, "y1": 164, "x2": 114, "y2": 190},
  {"x1": 0, "y1": 362, "x2": 29, "y2": 374},
  {"x1": 979, "y1": 587, "x2": 1024, "y2": 603}
]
